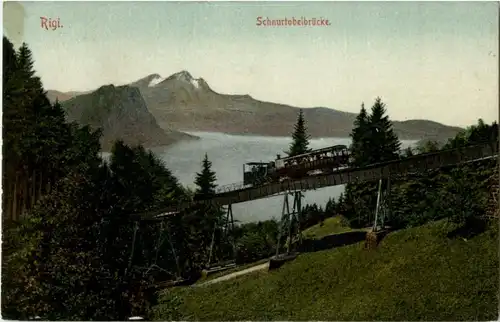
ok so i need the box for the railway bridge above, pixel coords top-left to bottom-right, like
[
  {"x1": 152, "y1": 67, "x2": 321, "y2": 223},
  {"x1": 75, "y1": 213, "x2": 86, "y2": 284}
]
[{"x1": 130, "y1": 141, "x2": 498, "y2": 273}]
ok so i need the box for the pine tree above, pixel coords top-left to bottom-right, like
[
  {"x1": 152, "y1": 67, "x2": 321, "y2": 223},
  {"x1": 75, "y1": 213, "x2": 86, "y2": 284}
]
[
  {"x1": 17, "y1": 43, "x2": 44, "y2": 94},
  {"x1": 2, "y1": 39, "x2": 51, "y2": 221},
  {"x1": 343, "y1": 97, "x2": 401, "y2": 228},
  {"x1": 192, "y1": 154, "x2": 229, "y2": 265},
  {"x1": 336, "y1": 193, "x2": 345, "y2": 215},
  {"x1": 349, "y1": 103, "x2": 370, "y2": 166},
  {"x1": 416, "y1": 139, "x2": 440, "y2": 154},
  {"x1": 325, "y1": 197, "x2": 337, "y2": 215},
  {"x1": 404, "y1": 146, "x2": 414, "y2": 157},
  {"x1": 3, "y1": 36, "x2": 17, "y2": 86},
  {"x1": 194, "y1": 153, "x2": 217, "y2": 200},
  {"x1": 286, "y1": 109, "x2": 312, "y2": 157},
  {"x1": 366, "y1": 97, "x2": 401, "y2": 164},
  {"x1": 2, "y1": 38, "x2": 192, "y2": 320}
]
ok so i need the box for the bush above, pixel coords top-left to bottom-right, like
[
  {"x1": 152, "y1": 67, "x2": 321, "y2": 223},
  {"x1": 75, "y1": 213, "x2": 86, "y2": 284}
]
[{"x1": 236, "y1": 232, "x2": 274, "y2": 264}]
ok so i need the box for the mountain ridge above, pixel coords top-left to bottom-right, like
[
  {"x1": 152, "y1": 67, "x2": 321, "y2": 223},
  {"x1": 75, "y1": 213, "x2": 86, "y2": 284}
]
[{"x1": 48, "y1": 71, "x2": 464, "y2": 142}]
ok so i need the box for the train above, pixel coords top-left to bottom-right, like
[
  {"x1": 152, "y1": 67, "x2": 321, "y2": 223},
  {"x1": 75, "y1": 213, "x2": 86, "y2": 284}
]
[{"x1": 243, "y1": 145, "x2": 350, "y2": 186}]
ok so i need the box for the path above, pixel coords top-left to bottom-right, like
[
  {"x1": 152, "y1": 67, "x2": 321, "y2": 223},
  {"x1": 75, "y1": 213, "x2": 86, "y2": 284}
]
[{"x1": 196, "y1": 262, "x2": 270, "y2": 287}]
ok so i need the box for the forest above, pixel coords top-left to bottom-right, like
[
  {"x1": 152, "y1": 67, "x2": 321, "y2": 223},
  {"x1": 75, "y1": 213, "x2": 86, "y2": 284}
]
[{"x1": 2, "y1": 37, "x2": 498, "y2": 320}]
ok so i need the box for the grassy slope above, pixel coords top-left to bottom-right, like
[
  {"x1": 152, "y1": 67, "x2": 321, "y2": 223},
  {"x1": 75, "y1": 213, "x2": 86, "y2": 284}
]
[
  {"x1": 153, "y1": 219, "x2": 499, "y2": 321},
  {"x1": 303, "y1": 216, "x2": 366, "y2": 239},
  {"x1": 198, "y1": 217, "x2": 356, "y2": 284}
]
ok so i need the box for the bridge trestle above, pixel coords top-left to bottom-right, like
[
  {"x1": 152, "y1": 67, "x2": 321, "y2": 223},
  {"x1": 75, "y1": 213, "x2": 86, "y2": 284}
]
[
  {"x1": 276, "y1": 190, "x2": 303, "y2": 256},
  {"x1": 207, "y1": 202, "x2": 236, "y2": 268},
  {"x1": 126, "y1": 218, "x2": 183, "y2": 280},
  {"x1": 372, "y1": 177, "x2": 392, "y2": 232}
]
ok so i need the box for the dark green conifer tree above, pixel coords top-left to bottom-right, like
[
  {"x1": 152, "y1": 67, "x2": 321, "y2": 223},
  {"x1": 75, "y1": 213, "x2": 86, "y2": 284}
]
[
  {"x1": 286, "y1": 109, "x2": 312, "y2": 157},
  {"x1": 17, "y1": 42, "x2": 44, "y2": 95},
  {"x1": 194, "y1": 153, "x2": 217, "y2": 199},
  {"x1": 192, "y1": 153, "x2": 227, "y2": 265},
  {"x1": 404, "y1": 146, "x2": 414, "y2": 157},
  {"x1": 343, "y1": 97, "x2": 401, "y2": 228},
  {"x1": 366, "y1": 97, "x2": 401, "y2": 164},
  {"x1": 2, "y1": 38, "x2": 69, "y2": 221},
  {"x1": 325, "y1": 197, "x2": 337, "y2": 215},
  {"x1": 284, "y1": 111, "x2": 311, "y2": 243},
  {"x1": 3, "y1": 36, "x2": 17, "y2": 86},
  {"x1": 349, "y1": 103, "x2": 370, "y2": 166},
  {"x1": 2, "y1": 38, "x2": 190, "y2": 320}
]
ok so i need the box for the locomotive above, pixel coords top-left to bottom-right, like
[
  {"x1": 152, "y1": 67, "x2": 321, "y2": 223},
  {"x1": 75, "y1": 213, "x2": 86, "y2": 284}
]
[{"x1": 243, "y1": 144, "x2": 350, "y2": 186}]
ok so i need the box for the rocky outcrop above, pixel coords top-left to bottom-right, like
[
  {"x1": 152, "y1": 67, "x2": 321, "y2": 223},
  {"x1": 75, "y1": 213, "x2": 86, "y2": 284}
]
[{"x1": 62, "y1": 84, "x2": 197, "y2": 151}]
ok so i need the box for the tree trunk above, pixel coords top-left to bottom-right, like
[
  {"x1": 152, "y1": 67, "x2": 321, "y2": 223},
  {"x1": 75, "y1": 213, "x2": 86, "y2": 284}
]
[
  {"x1": 20, "y1": 172, "x2": 27, "y2": 219},
  {"x1": 3, "y1": 176, "x2": 12, "y2": 222},
  {"x1": 38, "y1": 170, "x2": 44, "y2": 201},
  {"x1": 12, "y1": 172, "x2": 18, "y2": 221},
  {"x1": 46, "y1": 177, "x2": 51, "y2": 195},
  {"x1": 31, "y1": 169, "x2": 37, "y2": 209}
]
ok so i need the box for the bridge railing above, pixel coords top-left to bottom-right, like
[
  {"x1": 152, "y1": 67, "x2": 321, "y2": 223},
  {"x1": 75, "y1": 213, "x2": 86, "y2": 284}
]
[
  {"x1": 136, "y1": 142, "x2": 498, "y2": 220},
  {"x1": 215, "y1": 181, "x2": 251, "y2": 194}
]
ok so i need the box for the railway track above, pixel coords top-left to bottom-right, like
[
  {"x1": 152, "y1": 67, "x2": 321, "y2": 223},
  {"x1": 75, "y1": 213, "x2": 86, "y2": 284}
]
[{"x1": 136, "y1": 142, "x2": 498, "y2": 221}]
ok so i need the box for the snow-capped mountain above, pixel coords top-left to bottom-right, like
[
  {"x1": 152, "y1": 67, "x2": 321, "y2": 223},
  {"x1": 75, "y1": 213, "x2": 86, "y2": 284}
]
[
  {"x1": 148, "y1": 74, "x2": 165, "y2": 87},
  {"x1": 47, "y1": 71, "x2": 463, "y2": 141}
]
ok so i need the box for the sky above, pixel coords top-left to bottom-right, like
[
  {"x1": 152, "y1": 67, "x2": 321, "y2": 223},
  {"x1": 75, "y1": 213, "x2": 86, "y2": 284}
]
[{"x1": 3, "y1": 1, "x2": 499, "y2": 127}]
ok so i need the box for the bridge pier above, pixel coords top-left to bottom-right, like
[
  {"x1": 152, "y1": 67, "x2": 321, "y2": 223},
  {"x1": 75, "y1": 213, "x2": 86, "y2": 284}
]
[
  {"x1": 153, "y1": 219, "x2": 182, "y2": 279},
  {"x1": 372, "y1": 177, "x2": 392, "y2": 232},
  {"x1": 207, "y1": 203, "x2": 236, "y2": 268},
  {"x1": 275, "y1": 190, "x2": 303, "y2": 257},
  {"x1": 125, "y1": 218, "x2": 183, "y2": 280},
  {"x1": 125, "y1": 220, "x2": 140, "y2": 276},
  {"x1": 366, "y1": 177, "x2": 392, "y2": 249}
]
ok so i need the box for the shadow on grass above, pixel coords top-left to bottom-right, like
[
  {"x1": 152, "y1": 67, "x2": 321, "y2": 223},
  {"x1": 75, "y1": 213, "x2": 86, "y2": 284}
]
[
  {"x1": 447, "y1": 217, "x2": 488, "y2": 239},
  {"x1": 298, "y1": 230, "x2": 368, "y2": 253}
]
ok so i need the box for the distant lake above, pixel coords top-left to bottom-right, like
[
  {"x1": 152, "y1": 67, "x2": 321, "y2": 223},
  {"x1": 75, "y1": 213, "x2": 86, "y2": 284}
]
[{"x1": 102, "y1": 132, "x2": 417, "y2": 224}]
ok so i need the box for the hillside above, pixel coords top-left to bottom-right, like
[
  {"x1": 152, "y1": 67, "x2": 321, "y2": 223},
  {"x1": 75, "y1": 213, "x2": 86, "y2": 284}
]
[
  {"x1": 136, "y1": 72, "x2": 463, "y2": 141},
  {"x1": 62, "y1": 84, "x2": 197, "y2": 151},
  {"x1": 152, "y1": 219, "x2": 498, "y2": 321},
  {"x1": 48, "y1": 71, "x2": 463, "y2": 141},
  {"x1": 46, "y1": 89, "x2": 86, "y2": 103}
]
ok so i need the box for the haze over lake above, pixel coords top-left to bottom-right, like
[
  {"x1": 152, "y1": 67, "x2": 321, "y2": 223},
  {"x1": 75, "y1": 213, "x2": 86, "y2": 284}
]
[{"x1": 103, "y1": 132, "x2": 417, "y2": 223}]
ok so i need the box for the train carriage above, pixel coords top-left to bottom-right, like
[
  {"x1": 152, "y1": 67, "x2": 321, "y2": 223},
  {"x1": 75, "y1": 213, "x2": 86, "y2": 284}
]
[{"x1": 243, "y1": 144, "x2": 350, "y2": 186}]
